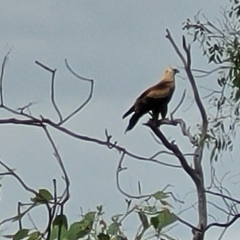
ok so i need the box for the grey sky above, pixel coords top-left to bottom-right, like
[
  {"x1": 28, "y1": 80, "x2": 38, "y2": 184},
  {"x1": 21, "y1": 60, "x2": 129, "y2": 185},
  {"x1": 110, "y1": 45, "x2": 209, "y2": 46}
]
[{"x1": 0, "y1": 1, "x2": 238, "y2": 239}]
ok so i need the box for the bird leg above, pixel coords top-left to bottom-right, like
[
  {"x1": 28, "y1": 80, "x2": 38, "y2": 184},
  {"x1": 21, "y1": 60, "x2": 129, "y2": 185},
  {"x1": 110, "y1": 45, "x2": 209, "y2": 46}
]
[{"x1": 151, "y1": 110, "x2": 159, "y2": 125}]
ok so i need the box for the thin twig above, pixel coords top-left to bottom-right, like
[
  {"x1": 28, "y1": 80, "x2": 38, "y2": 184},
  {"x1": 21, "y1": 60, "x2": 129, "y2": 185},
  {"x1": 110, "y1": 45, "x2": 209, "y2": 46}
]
[
  {"x1": 165, "y1": 29, "x2": 187, "y2": 66},
  {"x1": 177, "y1": 215, "x2": 201, "y2": 232},
  {"x1": 204, "y1": 213, "x2": 240, "y2": 232},
  {"x1": 18, "y1": 202, "x2": 22, "y2": 229},
  {"x1": 171, "y1": 89, "x2": 186, "y2": 117},
  {"x1": 0, "y1": 159, "x2": 37, "y2": 195},
  {"x1": 192, "y1": 66, "x2": 229, "y2": 78},
  {"x1": 116, "y1": 152, "x2": 151, "y2": 199},
  {"x1": 35, "y1": 60, "x2": 63, "y2": 122},
  {"x1": 205, "y1": 190, "x2": 240, "y2": 204},
  {"x1": 42, "y1": 125, "x2": 70, "y2": 204},
  {"x1": 61, "y1": 59, "x2": 94, "y2": 124},
  {"x1": 0, "y1": 51, "x2": 11, "y2": 106}
]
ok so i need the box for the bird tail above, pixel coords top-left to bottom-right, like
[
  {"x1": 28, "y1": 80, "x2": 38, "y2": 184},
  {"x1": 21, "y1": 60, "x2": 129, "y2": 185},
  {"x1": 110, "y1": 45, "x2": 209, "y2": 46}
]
[
  {"x1": 125, "y1": 112, "x2": 142, "y2": 133},
  {"x1": 122, "y1": 106, "x2": 134, "y2": 119}
]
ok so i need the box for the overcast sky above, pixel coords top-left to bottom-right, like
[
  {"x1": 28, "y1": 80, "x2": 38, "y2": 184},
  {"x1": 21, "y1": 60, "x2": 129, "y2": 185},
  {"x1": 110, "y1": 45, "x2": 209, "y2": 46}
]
[{"x1": 0, "y1": 1, "x2": 239, "y2": 239}]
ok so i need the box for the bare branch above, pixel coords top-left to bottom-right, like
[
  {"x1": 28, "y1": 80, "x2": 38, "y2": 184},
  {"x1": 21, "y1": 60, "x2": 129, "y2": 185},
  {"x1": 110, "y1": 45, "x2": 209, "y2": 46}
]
[
  {"x1": 2, "y1": 105, "x2": 39, "y2": 121},
  {"x1": 0, "y1": 159, "x2": 37, "y2": 195},
  {"x1": 0, "y1": 116, "x2": 182, "y2": 170},
  {"x1": 62, "y1": 59, "x2": 94, "y2": 124},
  {"x1": 206, "y1": 190, "x2": 240, "y2": 204},
  {"x1": 204, "y1": 213, "x2": 240, "y2": 232},
  {"x1": 177, "y1": 215, "x2": 201, "y2": 232},
  {"x1": 150, "y1": 150, "x2": 176, "y2": 158},
  {"x1": 17, "y1": 202, "x2": 22, "y2": 229},
  {"x1": 35, "y1": 60, "x2": 63, "y2": 122},
  {"x1": 165, "y1": 30, "x2": 209, "y2": 239},
  {"x1": 146, "y1": 121, "x2": 197, "y2": 183},
  {"x1": 192, "y1": 66, "x2": 229, "y2": 78},
  {"x1": 17, "y1": 102, "x2": 35, "y2": 115},
  {"x1": 166, "y1": 30, "x2": 208, "y2": 143},
  {"x1": 116, "y1": 152, "x2": 151, "y2": 199},
  {"x1": 165, "y1": 29, "x2": 187, "y2": 66},
  {"x1": 0, "y1": 203, "x2": 36, "y2": 227},
  {"x1": 0, "y1": 51, "x2": 11, "y2": 106},
  {"x1": 178, "y1": 201, "x2": 197, "y2": 215},
  {"x1": 170, "y1": 89, "x2": 186, "y2": 117},
  {"x1": 0, "y1": 118, "x2": 42, "y2": 126},
  {"x1": 155, "y1": 118, "x2": 196, "y2": 146},
  {"x1": 35, "y1": 60, "x2": 55, "y2": 72},
  {"x1": 207, "y1": 201, "x2": 234, "y2": 215},
  {"x1": 41, "y1": 125, "x2": 70, "y2": 204}
]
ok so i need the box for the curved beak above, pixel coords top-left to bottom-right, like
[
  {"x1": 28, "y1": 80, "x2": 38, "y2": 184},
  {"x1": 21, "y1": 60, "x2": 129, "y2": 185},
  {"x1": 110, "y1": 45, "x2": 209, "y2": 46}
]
[{"x1": 173, "y1": 68, "x2": 180, "y2": 74}]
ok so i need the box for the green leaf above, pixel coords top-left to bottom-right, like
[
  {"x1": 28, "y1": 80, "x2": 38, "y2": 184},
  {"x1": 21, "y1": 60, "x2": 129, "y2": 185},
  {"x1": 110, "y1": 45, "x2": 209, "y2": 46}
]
[
  {"x1": 217, "y1": 139, "x2": 221, "y2": 150},
  {"x1": 64, "y1": 212, "x2": 95, "y2": 240},
  {"x1": 150, "y1": 209, "x2": 177, "y2": 231},
  {"x1": 84, "y1": 211, "x2": 96, "y2": 222},
  {"x1": 98, "y1": 233, "x2": 110, "y2": 240},
  {"x1": 66, "y1": 220, "x2": 92, "y2": 240},
  {"x1": 53, "y1": 214, "x2": 68, "y2": 230},
  {"x1": 210, "y1": 146, "x2": 217, "y2": 162},
  {"x1": 107, "y1": 222, "x2": 121, "y2": 235},
  {"x1": 138, "y1": 181, "x2": 142, "y2": 195},
  {"x1": 220, "y1": 122, "x2": 225, "y2": 132},
  {"x1": 235, "y1": 89, "x2": 240, "y2": 101},
  {"x1": 38, "y1": 189, "x2": 53, "y2": 201},
  {"x1": 160, "y1": 200, "x2": 172, "y2": 208},
  {"x1": 142, "y1": 205, "x2": 157, "y2": 213},
  {"x1": 216, "y1": 54, "x2": 222, "y2": 63},
  {"x1": 2, "y1": 234, "x2": 15, "y2": 239},
  {"x1": 50, "y1": 224, "x2": 68, "y2": 240},
  {"x1": 217, "y1": 78, "x2": 223, "y2": 87},
  {"x1": 138, "y1": 211, "x2": 149, "y2": 229},
  {"x1": 32, "y1": 189, "x2": 53, "y2": 203},
  {"x1": 152, "y1": 191, "x2": 169, "y2": 201},
  {"x1": 13, "y1": 229, "x2": 29, "y2": 240},
  {"x1": 208, "y1": 54, "x2": 215, "y2": 63},
  {"x1": 27, "y1": 231, "x2": 41, "y2": 240},
  {"x1": 193, "y1": 30, "x2": 199, "y2": 42}
]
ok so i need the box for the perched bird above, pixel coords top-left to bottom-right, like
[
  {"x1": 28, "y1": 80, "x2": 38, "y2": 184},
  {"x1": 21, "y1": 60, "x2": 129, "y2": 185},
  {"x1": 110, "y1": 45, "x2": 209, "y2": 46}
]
[{"x1": 123, "y1": 67, "x2": 179, "y2": 132}]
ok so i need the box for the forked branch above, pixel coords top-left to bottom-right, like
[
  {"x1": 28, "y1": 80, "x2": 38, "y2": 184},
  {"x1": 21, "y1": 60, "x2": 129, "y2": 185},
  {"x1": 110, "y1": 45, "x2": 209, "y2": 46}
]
[
  {"x1": 63, "y1": 59, "x2": 94, "y2": 124},
  {"x1": 35, "y1": 60, "x2": 63, "y2": 122}
]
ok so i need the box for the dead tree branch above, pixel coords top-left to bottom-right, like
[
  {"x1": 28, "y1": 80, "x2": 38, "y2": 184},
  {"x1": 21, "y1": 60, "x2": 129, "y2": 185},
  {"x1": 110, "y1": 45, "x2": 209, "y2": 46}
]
[
  {"x1": 35, "y1": 60, "x2": 63, "y2": 122},
  {"x1": 0, "y1": 51, "x2": 10, "y2": 106},
  {"x1": 62, "y1": 59, "x2": 94, "y2": 125},
  {"x1": 165, "y1": 29, "x2": 208, "y2": 240}
]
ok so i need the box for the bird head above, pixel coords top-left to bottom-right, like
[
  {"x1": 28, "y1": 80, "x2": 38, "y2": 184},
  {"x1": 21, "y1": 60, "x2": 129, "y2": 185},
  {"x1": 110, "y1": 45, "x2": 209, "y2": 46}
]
[{"x1": 163, "y1": 67, "x2": 179, "y2": 80}]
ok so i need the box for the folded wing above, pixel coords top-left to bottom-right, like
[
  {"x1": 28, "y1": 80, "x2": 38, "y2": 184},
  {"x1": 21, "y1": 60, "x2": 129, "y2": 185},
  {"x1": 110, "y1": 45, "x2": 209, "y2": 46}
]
[{"x1": 123, "y1": 67, "x2": 178, "y2": 132}]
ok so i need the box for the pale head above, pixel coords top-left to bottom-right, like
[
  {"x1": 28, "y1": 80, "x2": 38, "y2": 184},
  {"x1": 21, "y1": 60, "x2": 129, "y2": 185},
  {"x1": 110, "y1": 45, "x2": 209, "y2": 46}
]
[{"x1": 162, "y1": 67, "x2": 180, "y2": 80}]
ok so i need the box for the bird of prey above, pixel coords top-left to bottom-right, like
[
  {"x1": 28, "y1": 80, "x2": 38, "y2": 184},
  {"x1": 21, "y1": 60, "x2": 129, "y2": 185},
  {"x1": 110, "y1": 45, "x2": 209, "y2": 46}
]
[{"x1": 123, "y1": 67, "x2": 179, "y2": 132}]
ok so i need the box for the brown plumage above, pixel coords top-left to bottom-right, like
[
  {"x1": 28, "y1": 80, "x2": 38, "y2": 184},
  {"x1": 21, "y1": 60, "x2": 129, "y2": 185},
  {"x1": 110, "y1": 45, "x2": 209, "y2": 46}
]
[{"x1": 123, "y1": 67, "x2": 179, "y2": 132}]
